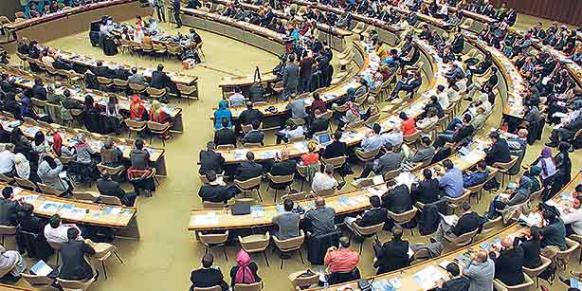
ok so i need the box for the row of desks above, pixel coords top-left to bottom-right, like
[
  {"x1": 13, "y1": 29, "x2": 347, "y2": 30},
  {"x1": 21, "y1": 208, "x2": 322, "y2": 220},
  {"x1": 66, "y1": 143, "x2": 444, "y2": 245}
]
[{"x1": 304, "y1": 171, "x2": 582, "y2": 290}]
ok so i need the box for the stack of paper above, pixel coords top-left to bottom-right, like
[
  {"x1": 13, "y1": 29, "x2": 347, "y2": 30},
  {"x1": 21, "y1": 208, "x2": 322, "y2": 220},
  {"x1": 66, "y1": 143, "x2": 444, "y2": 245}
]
[
  {"x1": 192, "y1": 214, "x2": 219, "y2": 225},
  {"x1": 30, "y1": 260, "x2": 53, "y2": 276},
  {"x1": 413, "y1": 266, "x2": 446, "y2": 290}
]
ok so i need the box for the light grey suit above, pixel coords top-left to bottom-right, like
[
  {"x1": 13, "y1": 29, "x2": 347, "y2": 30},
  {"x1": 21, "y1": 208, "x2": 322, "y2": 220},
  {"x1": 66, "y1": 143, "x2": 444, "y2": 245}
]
[{"x1": 463, "y1": 258, "x2": 495, "y2": 291}]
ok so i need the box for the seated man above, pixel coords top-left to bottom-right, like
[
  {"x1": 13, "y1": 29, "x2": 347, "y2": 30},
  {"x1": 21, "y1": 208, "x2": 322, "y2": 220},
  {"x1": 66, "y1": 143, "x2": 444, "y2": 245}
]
[
  {"x1": 437, "y1": 159, "x2": 464, "y2": 198},
  {"x1": 411, "y1": 169, "x2": 440, "y2": 204},
  {"x1": 214, "y1": 119, "x2": 237, "y2": 146},
  {"x1": 360, "y1": 124, "x2": 384, "y2": 152},
  {"x1": 190, "y1": 254, "x2": 229, "y2": 291},
  {"x1": 373, "y1": 226, "x2": 410, "y2": 274},
  {"x1": 309, "y1": 110, "x2": 330, "y2": 137},
  {"x1": 234, "y1": 152, "x2": 263, "y2": 181},
  {"x1": 434, "y1": 114, "x2": 475, "y2": 148},
  {"x1": 275, "y1": 121, "x2": 305, "y2": 144},
  {"x1": 389, "y1": 70, "x2": 421, "y2": 100},
  {"x1": 239, "y1": 102, "x2": 264, "y2": 126},
  {"x1": 128, "y1": 67, "x2": 148, "y2": 86},
  {"x1": 381, "y1": 127, "x2": 404, "y2": 149},
  {"x1": 312, "y1": 165, "x2": 340, "y2": 194},
  {"x1": 304, "y1": 197, "x2": 336, "y2": 237},
  {"x1": 381, "y1": 184, "x2": 413, "y2": 214},
  {"x1": 58, "y1": 228, "x2": 96, "y2": 281},
  {"x1": 199, "y1": 142, "x2": 225, "y2": 175},
  {"x1": 434, "y1": 262, "x2": 470, "y2": 291},
  {"x1": 491, "y1": 237, "x2": 525, "y2": 287},
  {"x1": 44, "y1": 214, "x2": 83, "y2": 244},
  {"x1": 242, "y1": 120, "x2": 264, "y2": 145},
  {"x1": 324, "y1": 236, "x2": 360, "y2": 285},
  {"x1": 486, "y1": 175, "x2": 531, "y2": 219},
  {"x1": 357, "y1": 143, "x2": 403, "y2": 179},
  {"x1": 463, "y1": 160, "x2": 489, "y2": 188},
  {"x1": 0, "y1": 187, "x2": 21, "y2": 226},
  {"x1": 269, "y1": 149, "x2": 296, "y2": 176},
  {"x1": 198, "y1": 171, "x2": 239, "y2": 203},
  {"x1": 96, "y1": 173, "x2": 137, "y2": 206},
  {"x1": 321, "y1": 131, "x2": 347, "y2": 159},
  {"x1": 559, "y1": 195, "x2": 582, "y2": 235},
  {"x1": 406, "y1": 136, "x2": 435, "y2": 164},
  {"x1": 485, "y1": 131, "x2": 512, "y2": 165},
  {"x1": 434, "y1": 202, "x2": 483, "y2": 242},
  {"x1": 272, "y1": 199, "x2": 300, "y2": 240},
  {"x1": 546, "y1": 111, "x2": 582, "y2": 147},
  {"x1": 228, "y1": 90, "x2": 246, "y2": 107},
  {"x1": 463, "y1": 250, "x2": 495, "y2": 291},
  {"x1": 344, "y1": 196, "x2": 387, "y2": 231}
]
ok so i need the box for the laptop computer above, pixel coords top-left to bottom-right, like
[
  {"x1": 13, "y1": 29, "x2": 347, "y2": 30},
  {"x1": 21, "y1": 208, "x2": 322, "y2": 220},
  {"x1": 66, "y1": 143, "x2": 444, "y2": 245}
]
[
  {"x1": 314, "y1": 132, "x2": 332, "y2": 146},
  {"x1": 231, "y1": 203, "x2": 251, "y2": 216}
]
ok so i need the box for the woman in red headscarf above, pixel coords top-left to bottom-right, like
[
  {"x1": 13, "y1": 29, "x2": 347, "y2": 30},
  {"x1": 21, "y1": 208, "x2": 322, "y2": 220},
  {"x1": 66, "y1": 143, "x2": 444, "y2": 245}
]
[
  {"x1": 229, "y1": 250, "x2": 261, "y2": 288},
  {"x1": 130, "y1": 95, "x2": 147, "y2": 121},
  {"x1": 51, "y1": 132, "x2": 74, "y2": 158}
]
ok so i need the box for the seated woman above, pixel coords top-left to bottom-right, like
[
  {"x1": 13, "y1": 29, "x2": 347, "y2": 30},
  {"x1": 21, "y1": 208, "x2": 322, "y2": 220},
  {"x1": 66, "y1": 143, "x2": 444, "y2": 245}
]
[
  {"x1": 104, "y1": 95, "x2": 122, "y2": 134},
  {"x1": 71, "y1": 134, "x2": 97, "y2": 184},
  {"x1": 37, "y1": 155, "x2": 70, "y2": 196},
  {"x1": 339, "y1": 101, "x2": 362, "y2": 130},
  {"x1": 100, "y1": 138, "x2": 123, "y2": 168},
  {"x1": 486, "y1": 175, "x2": 532, "y2": 219},
  {"x1": 130, "y1": 95, "x2": 148, "y2": 121},
  {"x1": 213, "y1": 100, "x2": 232, "y2": 130},
  {"x1": 51, "y1": 132, "x2": 75, "y2": 158},
  {"x1": 128, "y1": 139, "x2": 155, "y2": 197},
  {"x1": 14, "y1": 153, "x2": 40, "y2": 183},
  {"x1": 230, "y1": 250, "x2": 261, "y2": 288},
  {"x1": 399, "y1": 112, "x2": 417, "y2": 137}
]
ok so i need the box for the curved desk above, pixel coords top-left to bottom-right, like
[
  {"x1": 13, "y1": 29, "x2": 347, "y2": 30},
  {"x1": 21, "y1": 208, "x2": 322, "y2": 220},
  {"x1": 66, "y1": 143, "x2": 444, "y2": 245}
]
[
  {"x1": 2, "y1": 0, "x2": 152, "y2": 48},
  {"x1": 303, "y1": 171, "x2": 582, "y2": 290}
]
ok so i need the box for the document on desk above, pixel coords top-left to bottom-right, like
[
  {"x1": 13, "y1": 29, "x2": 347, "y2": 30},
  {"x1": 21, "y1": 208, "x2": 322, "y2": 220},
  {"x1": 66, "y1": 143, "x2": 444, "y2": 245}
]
[
  {"x1": 40, "y1": 201, "x2": 63, "y2": 214},
  {"x1": 413, "y1": 265, "x2": 446, "y2": 290},
  {"x1": 367, "y1": 184, "x2": 387, "y2": 197},
  {"x1": 193, "y1": 214, "x2": 219, "y2": 225},
  {"x1": 439, "y1": 213, "x2": 458, "y2": 226}
]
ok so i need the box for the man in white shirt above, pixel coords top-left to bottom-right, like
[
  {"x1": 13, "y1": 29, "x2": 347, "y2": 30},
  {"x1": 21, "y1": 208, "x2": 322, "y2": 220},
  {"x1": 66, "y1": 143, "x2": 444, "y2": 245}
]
[
  {"x1": 436, "y1": 85, "x2": 450, "y2": 109},
  {"x1": 560, "y1": 196, "x2": 582, "y2": 235},
  {"x1": 381, "y1": 126, "x2": 404, "y2": 148},
  {"x1": 228, "y1": 91, "x2": 246, "y2": 107},
  {"x1": 361, "y1": 124, "x2": 384, "y2": 152},
  {"x1": 0, "y1": 149, "x2": 15, "y2": 175},
  {"x1": 44, "y1": 214, "x2": 83, "y2": 244},
  {"x1": 312, "y1": 165, "x2": 339, "y2": 194}
]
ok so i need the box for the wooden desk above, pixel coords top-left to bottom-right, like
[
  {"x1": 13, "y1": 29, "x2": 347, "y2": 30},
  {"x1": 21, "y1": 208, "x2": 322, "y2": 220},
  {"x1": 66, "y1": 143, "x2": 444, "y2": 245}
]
[
  {"x1": 304, "y1": 171, "x2": 582, "y2": 290},
  {"x1": 189, "y1": 146, "x2": 486, "y2": 232},
  {"x1": 0, "y1": 283, "x2": 34, "y2": 291},
  {"x1": 0, "y1": 113, "x2": 168, "y2": 176},
  {"x1": 0, "y1": 183, "x2": 139, "y2": 237},
  {"x1": 533, "y1": 41, "x2": 582, "y2": 88},
  {"x1": 0, "y1": 65, "x2": 184, "y2": 133}
]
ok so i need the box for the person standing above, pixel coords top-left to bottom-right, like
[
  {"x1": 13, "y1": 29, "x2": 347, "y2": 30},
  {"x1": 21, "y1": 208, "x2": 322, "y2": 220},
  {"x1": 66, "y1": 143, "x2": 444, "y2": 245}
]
[
  {"x1": 172, "y1": 0, "x2": 183, "y2": 28},
  {"x1": 282, "y1": 54, "x2": 300, "y2": 100},
  {"x1": 155, "y1": 0, "x2": 166, "y2": 22}
]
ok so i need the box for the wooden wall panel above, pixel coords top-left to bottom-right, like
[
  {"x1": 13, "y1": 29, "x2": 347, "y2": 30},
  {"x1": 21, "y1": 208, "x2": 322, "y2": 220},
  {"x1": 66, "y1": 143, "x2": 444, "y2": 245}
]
[{"x1": 492, "y1": 0, "x2": 582, "y2": 26}]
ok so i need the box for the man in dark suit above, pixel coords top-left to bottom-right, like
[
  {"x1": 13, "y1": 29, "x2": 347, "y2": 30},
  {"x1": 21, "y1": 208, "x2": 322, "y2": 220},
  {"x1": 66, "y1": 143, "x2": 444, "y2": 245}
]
[
  {"x1": 435, "y1": 262, "x2": 470, "y2": 291},
  {"x1": 172, "y1": 0, "x2": 183, "y2": 28},
  {"x1": 282, "y1": 54, "x2": 300, "y2": 99},
  {"x1": 434, "y1": 114, "x2": 475, "y2": 148},
  {"x1": 242, "y1": 120, "x2": 264, "y2": 145},
  {"x1": 269, "y1": 150, "x2": 296, "y2": 176},
  {"x1": 321, "y1": 131, "x2": 347, "y2": 159},
  {"x1": 411, "y1": 169, "x2": 440, "y2": 204},
  {"x1": 93, "y1": 60, "x2": 115, "y2": 78},
  {"x1": 190, "y1": 254, "x2": 229, "y2": 291},
  {"x1": 381, "y1": 184, "x2": 413, "y2": 214},
  {"x1": 485, "y1": 131, "x2": 512, "y2": 166},
  {"x1": 235, "y1": 152, "x2": 263, "y2": 181},
  {"x1": 58, "y1": 228, "x2": 96, "y2": 281},
  {"x1": 31, "y1": 78, "x2": 47, "y2": 100},
  {"x1": 389, "y1": 70, "x2": 421, "y2": 100},
  {"x1": 53, "y1": 57, "x2": 73, "y2": 71},
  {"x1": 492, "y1": 237, "x2": 525, "y2": 286},
  {"x1": 16, "y1": 203, "x2": 44, "y2": 234},
  {"x1": 214, "y1": 119, "x2": 237, "y2": 146},
  {"x1": 198, "y1": 171, "x2": 239, "y2": 203},
  {"x1": 151, "y1": 64, "x2": 171, "y2": 89},
  {"x1": 0, "y1": 187, "x2": 20, "y2": 226},
  {"x1": 239, "y1": 102, "x2": 264, "y2": 126},
  {"x1": 344, "y1": 196, "x2": 388, "y2": 231},
  {"x1": 373, "y1": 226, "x2": 410, "y2": 274},
  {"x1": 199, "y1": 142, "x2": 225, "y2": 175},
  {"x1": 114, "y1": 66, "x2": 131, "y2": 81},
  {"x1": 434, "y1": 202, "x2": 483, "y2": 242},
  {"x1": 96, "y1": 173, "x2": 136, "y2": 206},
  {"x1": 309, "y1": 110, "x2": 330, "y2": 137}
]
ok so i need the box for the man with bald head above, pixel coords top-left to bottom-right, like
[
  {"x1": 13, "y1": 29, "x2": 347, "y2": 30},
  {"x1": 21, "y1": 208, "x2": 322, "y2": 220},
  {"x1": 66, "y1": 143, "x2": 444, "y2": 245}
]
[
  {"x1": 490, "y1": 236, "x2": 525, "y2": 286},
  {"x1": 463, "y1": 249, "x2": 495, "y2": 291},
  {"x1": 269, "y1": 149, "x2": 296, "y2": 176},
  {"x1": 304, "y1": 197, "x2": 336, "y2": 237}
]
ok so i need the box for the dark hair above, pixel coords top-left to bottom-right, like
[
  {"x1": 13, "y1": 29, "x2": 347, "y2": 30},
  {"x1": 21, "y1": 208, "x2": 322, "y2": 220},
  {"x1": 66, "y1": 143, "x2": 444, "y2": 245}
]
[
  {"x1": 392, "y1": 226, "x2": 403, "y2": 239},
  {"x1": 2, "y1": 187, "x2": 13, "y2": 199},
  {"x1": 399, "y1": 112, "x2": 408, "y2": 120},
  {"x1": 205, "y1": 170, "x2": 217, "y2": 182},
  {"x1": 246, "y1": 151, "x2": 255, "y2": 161},
  {"x1": 313, "y1": 92, "x2": 320, "y2": 100},
  {"x1": 252, "y1": 120, "x2": 261, "y2": 130},
  {"x1": 135, "y1": 138, "x2": 144, "y2": 150},
  {"x1": 34, "y1": 131, "x2": 45, "y2": 146},
  {"x1": 423, "y1": 168, "x2": 432, "y2": 179},
  {"x1": 530, "y1": 226, "x2": 541, "y2": 240},
  {"x1": 462, "y1": 114, "x2": 472, "y2": 123},
  {"x1": 42, "y1": 156, "x2": 57, "y2": 169},
  {"x1": 202, "y1": 254, "x2": 214, "y2": 268},
  {"x1": 461, "y1": 201, "x2": 471, "y2": 211},
  {"x1": 20, "y1": 203, "x2": 34, "y2": 216},
  {"x1": 373, "y1": 123, "x2": 381, "y2": 134},
  {"x1": 446, "y1": 263, "x2": 460, "y2": 276},
  {"x1": 430, "y1": 95, "x2": 438, "y2": 103},
  {"x1": 437, "y1": 85, "x2": 445, "y2": 92},
  {"x1": 576, "y1": 184, "x2": 582, "y2": 193},
  {"x1": 443, "y1": 159, "x2": 454, "y2": 170},
  {"x1": 288, "y1": 54, "x2": 295, "y2": 62},
  {"x1": 157, "y1": 64, "x2": 164, "y2": 71},
  {"x1": 421, "y1": 136, "x2": 431, "y2": 146},
  {"x1": 333, "y1": 131, "x2": 342, "y2": 141},
  {"x1": 489, "y1": 131, "x2": 499, "y2": 140},
  {"x1": 339, "y1": 236, "x2": 350, "y2": 248},
  {"x1": 283, "y1": 198, "x2": 294, "y2": 212},
  {"x1": 67, "y1": 227, "x2": 80, "y2": 241},
  {"x1": 477, "y1": 160, "x2": 487, "y2": 170},
  {"x1": 49, "y1": 214, "x2": 61, "y2": 228},
  {"x1": 369, "y1": 196, "x2": 381, "y2": 208}
]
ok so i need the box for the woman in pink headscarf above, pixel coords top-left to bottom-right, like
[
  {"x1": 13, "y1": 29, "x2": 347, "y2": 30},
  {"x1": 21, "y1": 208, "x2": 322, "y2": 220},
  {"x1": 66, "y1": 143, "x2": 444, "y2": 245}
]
[
  {"x1": 229, "y1": 250, "x2": 261, "y2": 288},
  {"x1": 532, "y1": 147, "x2": 557, "y2": 182}
]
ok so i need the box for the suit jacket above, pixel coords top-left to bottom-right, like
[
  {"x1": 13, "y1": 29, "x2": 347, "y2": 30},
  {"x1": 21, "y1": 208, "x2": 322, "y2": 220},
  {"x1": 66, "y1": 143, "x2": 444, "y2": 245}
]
[
  {"x1": 374, "y1": 238, "x2": 410, "y2": 274},
  {"x1": 96, "y1": 179, "x2": 130, "y2": 205},
  {"x1": 451, "y1": 212, "x2": 483, "y2": 237},
  {"x1": 199, "y1": 150, "x2": 225, "y2": 174},
  {"x1": 239, "y1": 109, "x2": 264, "y2": 125},
  {"x1": 494, "y1": 247, "x2": 525, "y2": 286},
  {"x1": 374, "y1": 151, "x2": 403, "y2": 173},
  {"x1": 235, "y1": 161, "x2": 263, "y2": 181},
  {"x1": 310, "y1": 118, "x2": 330, "y2": 134},
  {"x1": 409, "y1": 145, "x2": 435, "y2": 163},
  {"x1": 322, "y1": 141, "x2": 347, "y2": 159},
  {"x1": 17, "y1": 215, "x2": 44, "y2": 234},
  {"x1": 283, "y1": 63, "x2": 300, "y2": 88},
  {"x1": 198, "y1": 184, "x2": 232, "y2": 203},
  {"x1": 93, "y1": 65, "x2": 114, "y2": 78},
  {"x1": 190, "y1": 267, "x2": 229, "y2": 291},
  {"x1": 114, "y1": 68, "x2": 131, "y2": 80},
  {"x1": 412, "y1": 178, "x2": 439, "y2": 204},
  {"x1": 0, "y1": 199, "x2": 20, "y2": 226},
  {"x1": 53, "y1": 59, "x2": 72, "y2": 71},
  {"x1": 452, "y1": 125, "x2": 475, "y2": 144},
  {"x1": 356, "y1": 207, "x2": 388, "y2": 227},
  {"x1": 381, "y1": 184, "x2": 413, "y2": 214},
  {"x1": 59, "y1": 240, "x2": 96, "y2": 280},
  {"x1": 151, "y1": 70, "x2": 171, "y2": 89},
  {"x1": 270, "y1": 160, "x2": 296, "y2": 176},
  {"x1": 515, "y1": 236, "x2": 542, "y2": 269},
  {"x1": 485, "y1": 139, "x2": 512, "y2": 165},
  {"x1": 436, "y1": 277, "x2": 470, "y2": 291},
  {"x1": 32, "y1": 84, "x2": 47, "y2": 100},
  {"x1": 214, "y1": 128, "x2": 236, "y2": 146},
  {"x1": 128, "y1": 73, "x2": 147, "y2": 85},
  {"x1": 242, "y1": 130, "x2": 264, "y2": 144}
]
